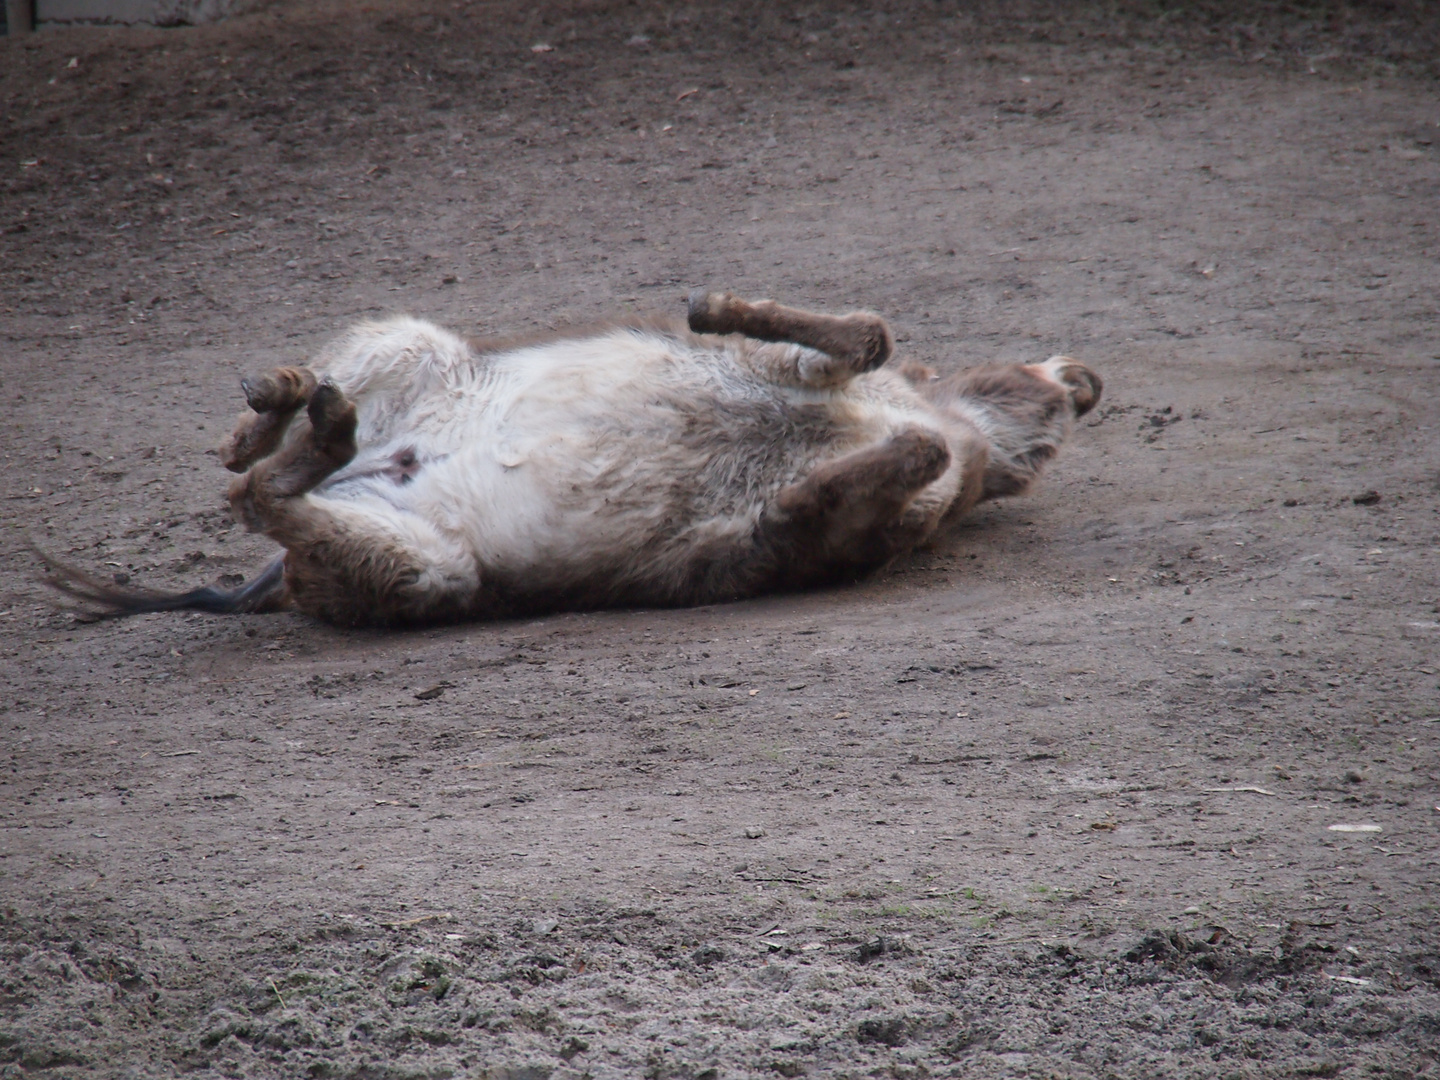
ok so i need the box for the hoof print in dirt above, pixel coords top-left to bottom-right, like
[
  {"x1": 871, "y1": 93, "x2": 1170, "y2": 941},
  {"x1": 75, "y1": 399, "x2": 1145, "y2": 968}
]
[
  {"x1": 855, "y1": 1016, "x2": 909, "y2": 1047},
  {"x1": 1121, "y1": 926, "x2": 1335, "y2": 985},
  {"x1": 941, "y1": 1024, "x2": 997, "y2": 1058},
  {"x1": 1122, "y1": 928, "x2": 1211, "y2": 967},
  {"x1": 851, "y1": 936, "x2": 914, "y2": 963}
]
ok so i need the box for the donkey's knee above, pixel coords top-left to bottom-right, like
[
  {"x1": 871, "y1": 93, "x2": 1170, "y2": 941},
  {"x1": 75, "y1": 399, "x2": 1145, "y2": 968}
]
[
  {"x1": 776, "y1": 429, "x2": 950, "y2": 522},
  {"x1": 766, "y1": 429, "x2": 952, "y2": 578}
]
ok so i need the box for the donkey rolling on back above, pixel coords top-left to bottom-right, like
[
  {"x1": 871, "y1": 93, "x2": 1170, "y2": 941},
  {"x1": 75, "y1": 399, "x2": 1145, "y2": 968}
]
[{"x1": 46, "y1": 290, "x2": 1101, "y2": 627}]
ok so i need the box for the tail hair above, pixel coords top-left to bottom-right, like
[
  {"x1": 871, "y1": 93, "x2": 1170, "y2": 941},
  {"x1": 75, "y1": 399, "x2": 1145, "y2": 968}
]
[{"x1": 33, "y1": 545, "x2": 289, "y2": 619}]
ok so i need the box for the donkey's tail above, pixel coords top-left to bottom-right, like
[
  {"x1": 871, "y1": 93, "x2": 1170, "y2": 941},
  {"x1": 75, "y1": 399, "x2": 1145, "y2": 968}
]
[{"x1": 33, "y1": 546, "x2": 290, "y2": 618}]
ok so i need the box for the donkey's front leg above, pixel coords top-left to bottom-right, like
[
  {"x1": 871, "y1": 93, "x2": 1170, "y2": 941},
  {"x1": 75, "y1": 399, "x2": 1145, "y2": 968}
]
[
  {"x1": 688, "y1": 289, "x2": 893, "y2": 388},
  {"x1": 763, "y1": 427, "x2": 956, "y2": 583}
]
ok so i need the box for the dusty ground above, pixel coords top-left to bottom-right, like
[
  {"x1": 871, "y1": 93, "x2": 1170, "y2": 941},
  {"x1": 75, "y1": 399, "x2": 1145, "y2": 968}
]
[{"x1": 3, "y1": 1, "x2": 1440, "y2": 1077}]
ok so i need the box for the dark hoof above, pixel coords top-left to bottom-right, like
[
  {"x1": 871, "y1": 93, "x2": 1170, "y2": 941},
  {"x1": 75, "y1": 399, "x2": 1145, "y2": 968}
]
[
  {"x1": 847, "y1": 314, "x2": 894, "y2": 371},
  {"x1": 891, "y1": 429, "x2": 952, "y2": 487},
  {"x1": 687, "y1": 289, "x2": 733, "y2": 335},
  {"x1": 240, "y1": 366, "x2": 316, "y2": 414},
  {"x1": 240, "y1": 375, "x2": 278, "y2": 413},
  {"x1": 306, "y1": 379, "x2": 358, "y2": 446}
]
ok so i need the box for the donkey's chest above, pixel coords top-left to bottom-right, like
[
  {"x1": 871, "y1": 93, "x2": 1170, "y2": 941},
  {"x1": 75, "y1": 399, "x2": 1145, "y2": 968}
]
[{"x1": 407, "y1": 391, "x2": 821, "y2": 540}]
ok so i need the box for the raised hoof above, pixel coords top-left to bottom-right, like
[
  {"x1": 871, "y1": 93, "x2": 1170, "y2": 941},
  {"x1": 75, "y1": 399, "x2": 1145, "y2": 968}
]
[
  {"x1": 844, "y1": 313, "x2": 894, "y2": 371},
  {"x1": 240, "y1": 366, "x2": 317, "y2": 414},
  {"x1": 306, "y1": 379, "x2": 358, "y2": 450},
  {"x1": 1035, "y1": 356, "x2": 1103, "y2": 417},
  {"x1": 687, "y1": 288, "x2": 737, "y2": 335},
  {"x1": 889, "y1": 429, "x2": 952, "y2": 488}
]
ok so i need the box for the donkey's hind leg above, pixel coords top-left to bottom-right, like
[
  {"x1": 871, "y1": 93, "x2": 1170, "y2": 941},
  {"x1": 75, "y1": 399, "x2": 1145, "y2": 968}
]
[
  {"x1": 229, "y1": 379, "x2": 358, "y2": 531},
  {"x1": 687, "y1": 289, "x2": 893, "y2": 388},
  {"x1": 273, "y1": 494, "x2": 478, "y2": 627},
  {"x1": 218, "y1": 365, "x2": 319, "y2": 473},
  {"x1": 764, "y1": 428, "x2": 953, "y2": 583},
  {"x1": 228, "y1": 380, "x2": 476, "y2": 626}
]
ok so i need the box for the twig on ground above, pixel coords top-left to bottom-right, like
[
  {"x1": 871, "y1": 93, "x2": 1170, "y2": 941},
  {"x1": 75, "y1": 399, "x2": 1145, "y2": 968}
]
[
  {"x1": 381, "y1": 912, "x2": 453, "y2": 929},
  {"x1": 1203, "y1": 786, "x2": 1277, "y2": 796}
]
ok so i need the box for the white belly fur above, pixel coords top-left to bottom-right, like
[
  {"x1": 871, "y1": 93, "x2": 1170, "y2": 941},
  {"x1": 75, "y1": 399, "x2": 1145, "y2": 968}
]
[{"x1": 305, "y1": 317, "x2": 955, "y2": 594}]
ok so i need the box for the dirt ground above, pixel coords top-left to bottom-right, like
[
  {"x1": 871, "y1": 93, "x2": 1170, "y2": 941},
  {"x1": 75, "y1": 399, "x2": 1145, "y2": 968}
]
[{"x1": 3, "y1": 1, "x2": 1440, "y2": 1077}]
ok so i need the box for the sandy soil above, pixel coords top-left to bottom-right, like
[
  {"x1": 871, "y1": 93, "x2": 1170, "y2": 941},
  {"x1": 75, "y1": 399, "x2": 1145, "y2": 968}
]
[{"x1": 3, "y1": 2, "x2": 1440, "y2": 1077}]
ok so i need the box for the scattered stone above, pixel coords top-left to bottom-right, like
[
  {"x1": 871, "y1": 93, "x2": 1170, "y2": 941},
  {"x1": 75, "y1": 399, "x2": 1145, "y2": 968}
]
[
  {"x1": 744, "y1": 826, "x2": 765, "y2": 839},
  {"x1": 691, "y1": 945, "x2": 726, "y2": 966},
  {"x1": 1352, "y1": 490, "x2": 1381, "y2": 505}
]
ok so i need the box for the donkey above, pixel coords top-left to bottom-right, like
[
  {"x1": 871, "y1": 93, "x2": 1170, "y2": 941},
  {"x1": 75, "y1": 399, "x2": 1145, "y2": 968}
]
[{"x1": 44, "y1": 290, "x2": 1101, "y2": 627}]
